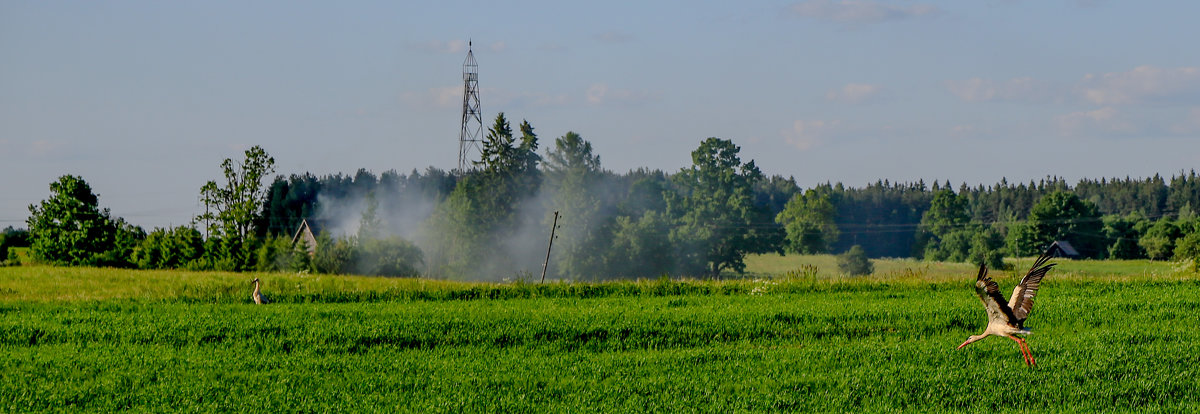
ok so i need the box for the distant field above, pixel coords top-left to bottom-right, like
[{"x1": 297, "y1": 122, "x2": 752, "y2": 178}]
[
  {"x1": 743, "y1": 253, "x2": 1192, "y2": 282},
  {"x1": 2, "y1": 258, "x2": 1198, "y2": 412}
]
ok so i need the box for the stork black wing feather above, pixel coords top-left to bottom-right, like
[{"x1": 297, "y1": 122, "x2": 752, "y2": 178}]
[
  {"x1": 973, "y1": 262, "x2": 1019, "y2": 326},
  {"x1": 1009, "y1": 247, "x2": 1057, "y2": 323}
]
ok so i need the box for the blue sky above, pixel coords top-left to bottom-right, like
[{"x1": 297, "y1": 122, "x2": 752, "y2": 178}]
[{"x1": 2, "y1": 1, "x2": 1199, "y2": 229}]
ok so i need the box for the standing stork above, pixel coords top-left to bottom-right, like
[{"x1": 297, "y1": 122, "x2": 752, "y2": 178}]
[
  {"x1": 251, "y1": 278, "x2": 269, "y2": 305},
  {"x1": 957, "y1": 249, "x2": 1056, "y2": 366}
]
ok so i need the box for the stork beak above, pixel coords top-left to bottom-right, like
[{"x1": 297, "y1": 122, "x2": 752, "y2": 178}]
[{"x1": 956, "y1": 340, "x2": 970, "y2": 350}]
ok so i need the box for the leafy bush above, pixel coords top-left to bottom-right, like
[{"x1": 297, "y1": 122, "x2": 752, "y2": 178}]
[
  {"x1": 607, "y1": 211, "x2": 677, "y2": 279},
  {"x1": 1103, "y1": 214, "x2": 1147, "y2": 259},
  {"x1": 966, "y1": 227, "x2": 1007, "y2": 270},
  {"x1": 1173, "y1": 230, "x2": 1200, "y2": 264},
  {"x1": 254, "y1": 235, "x2": 310, "y2": 273},
  {"x1": 1139, "y1": 219, "x2": 1182, "y2": 260},
  {"x1": 355, "y1": 236, "x2": 423, "y2": 277},
  {"x1": 189, "y1": 236, "x2": 260, "y2": 272},
  {"x1": 0, "y1": 227, "x2": 30, "y2": 265},
  {"x1": 837, "y1": 245, "x2": 873, "y2": 276},
  {"x1": 133, "y1": 226, "x2": 206, "y2": 270},
  {"x1": 312, "y1": 232, "x2": 357, "y2": 275}
]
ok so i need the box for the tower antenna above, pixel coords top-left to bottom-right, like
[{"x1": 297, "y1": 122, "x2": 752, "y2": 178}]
[{"x1": 457, "y1": 39, "x2": 483, "y2": 173}]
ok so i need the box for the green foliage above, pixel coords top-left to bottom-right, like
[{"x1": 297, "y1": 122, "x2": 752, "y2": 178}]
[
  {"x1": 311, "y1": 232, "x2": 355, "y2": 275},
  {"x1": 197, "y1": 145, "x2": 276, "y2": 240},
  {"x1": 917, "y1": 189, "x2": 1006, "y2": 269},
  {"x1": 1103, "y1": 213, "x2": 1148, "y2": 259},
  {"x1": 781, "y1": 264, "x2": 820, "y2": 282},
  {"x1": 356, "y1": 191, "x2": 382, "y2": 242},
  {"x1": 921, "y1": 189, "x2": 970, "y2": 237},
  {"x1": 924, "y1": 230, "x2": 972, "y2": 262},
  {"x1": 608, "y1": 211, "x2": 676, "y2": 278},
  {"x1": 1174, "y1": 231, "x2": 1200, "y2": 263},
  {"x1": 128, "y1": 225, "x2": 198, "y2": 270},
  {"x1": 354, "y1": 236, "x2": 424, "y2": 277},
  {"x1": 776, "y1": 185, "x2": 839, "y2": 254},
  {"x1": 668, "y1": 138, "x2": 781, "y2": 278},
  {"x1": 837, "y1": 245, "x2": 873, "y2": 276},
  {"x1": 918, "y1": 189, "x2": 995, "y2": 265},
  {"x1": 26, "y1": 175, "x2": 126, "y2": 266},
  {"x1": 88, "y1": 218, "x2": 146, "y2": 268},
  {"x1": 10, "y1": 266, "x2": 1197, "y2": 411},
  {"x1": 187, "y1": 235, "x2": 260, "y2": 272},
  {"x1": 966, "y1": 226, "x2": 1007, "y2": 270},
  {"x1": 254, "y1": 235, "x2": 309, "y2": 273},
  {"x1": 425, "y1": 113, "x2": 543, "y2": 279},
  {"x1": 621, "y1": 172, "x2": 669, "y2": 216},
  {"x1": 544, "y1": 131, "x2": 609, "y2": 280},
  {"x1": 828, "y1": 180, "x2": 932, "y2": 258},
  {"x1": 1139, "y1": 219, "x2": 1183, "y2": 260},
  {"x1": 0, "y1": 227, "x2": 30, "y2": 265},
  {"x1": 1007, "y1": 191, "x2": 1102, "y2": 257}
]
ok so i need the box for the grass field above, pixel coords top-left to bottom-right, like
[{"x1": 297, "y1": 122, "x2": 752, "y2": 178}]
[{"x1": 2, "y1": 256, "x2": 1199, "y2": 412}]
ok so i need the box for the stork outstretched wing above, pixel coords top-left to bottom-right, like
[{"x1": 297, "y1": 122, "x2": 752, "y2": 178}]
[
  {"x1": 1008, "y1": 248, "x2": 1056, "y2": 323},
  {"x1": 973, "y1": 263, "x2": 1018, "y2": 326}
]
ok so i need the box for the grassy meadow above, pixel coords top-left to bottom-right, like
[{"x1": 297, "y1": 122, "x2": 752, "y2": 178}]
[{"x1": 2, "y1": 256, "x2": 1199, "y2": 412}]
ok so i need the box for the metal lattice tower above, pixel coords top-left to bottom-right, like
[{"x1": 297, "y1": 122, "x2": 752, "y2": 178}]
[{"x1": 457, "y1": 41, "x2": 482, "y2": 173}]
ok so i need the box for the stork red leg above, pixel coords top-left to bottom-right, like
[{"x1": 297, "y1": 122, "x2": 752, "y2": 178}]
[
  {"x1": 1015, "y1": 337, "x2": 1036, "y2": 367},
  {"x1": 1021, "y1": 339, "x2": 1037, "y2": 367},
  {"x1": 1010, "y1": 336, "x2": 1033, "y2": 366}
]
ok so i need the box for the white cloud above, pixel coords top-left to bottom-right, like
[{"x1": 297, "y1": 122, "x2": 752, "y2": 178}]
[
  {"x1": 487, "y1": 42, "x2": 507, "y2": 53},
  {"x1": 790, "y1": 0, "x2": 938, "y2": 24},
  {"x1": 825, "y1": 83, "x2": 881, "y2": 103},
  {"x1": 1080, "y1": 65, "x2": 1200, "y2": 105},
  {"x1": 1054, "y1": 107, "x2": 1135, "y2": 137},
  {"x1": 945, "y1": 77, "x2": 1047, "y2": 103},
  {"x1": 785, "y1": 119, "x2": 842, "y2": 150}
]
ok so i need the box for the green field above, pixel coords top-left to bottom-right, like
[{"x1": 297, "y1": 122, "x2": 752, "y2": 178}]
[{"x1": 2, "y1": 257, "x2": 1199, "y2": 412}]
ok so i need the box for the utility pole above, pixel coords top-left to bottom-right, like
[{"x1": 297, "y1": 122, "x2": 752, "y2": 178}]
[{"x1": 540, "y1": 211, "x2": 560, "y2": 283}]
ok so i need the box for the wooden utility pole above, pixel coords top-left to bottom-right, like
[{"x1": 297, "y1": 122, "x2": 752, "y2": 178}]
[{"x1": 540, "y1": 211, "x2": 560, "y2": 283}]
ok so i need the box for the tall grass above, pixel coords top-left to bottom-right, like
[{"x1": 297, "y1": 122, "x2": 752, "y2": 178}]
[
  {"x1": 2, "y1": 280, "x2": 1199, "y2": 412},
  {"x1": 3, "y1": 255, "x2": 1196, "y2": 305}
]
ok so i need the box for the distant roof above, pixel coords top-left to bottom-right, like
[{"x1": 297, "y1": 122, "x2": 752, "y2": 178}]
[
  {"x1": 291, "y1": 218, "x2": 326, "y2": 244},
  {"x1": 1051, "y1": 240, "x2": 1080, "y2": 257}
]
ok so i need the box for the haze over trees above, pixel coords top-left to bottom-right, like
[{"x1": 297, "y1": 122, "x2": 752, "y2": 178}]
[{"x1": 18, "y1": 114, "x2": 1200, "y2": 279}]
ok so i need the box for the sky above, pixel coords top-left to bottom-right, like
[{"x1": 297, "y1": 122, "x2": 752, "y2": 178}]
[{"x1": 2, "y1": 1, "x2": 1199, "y2": 230}]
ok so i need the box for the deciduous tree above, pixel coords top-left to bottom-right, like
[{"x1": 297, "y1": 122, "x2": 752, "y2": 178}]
[
  {"x1": 198, "y1": 145, "x2": 276, "y2": 240},
  {"x1": 27, "y1": 175, "x2": 119, "y2": 266},
  {"x1": 1006, "y1": 191, "x2": 1102, "y2": 257},
  {"x1": 668, "y1": 138, "x2": 780, "y2": 278},
  {"x1": 776, "y1": 186, "x2": 839, "y2": 254}
]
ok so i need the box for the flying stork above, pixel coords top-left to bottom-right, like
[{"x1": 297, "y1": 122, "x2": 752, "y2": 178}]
[{"x1": 957, "y1": 249, "x2": 1056, "y2": 366}]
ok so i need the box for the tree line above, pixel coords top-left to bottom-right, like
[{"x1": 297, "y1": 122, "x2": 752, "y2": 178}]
[{"x1": 12, "y1": 113, "x2": 1200, "y2": 278}]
